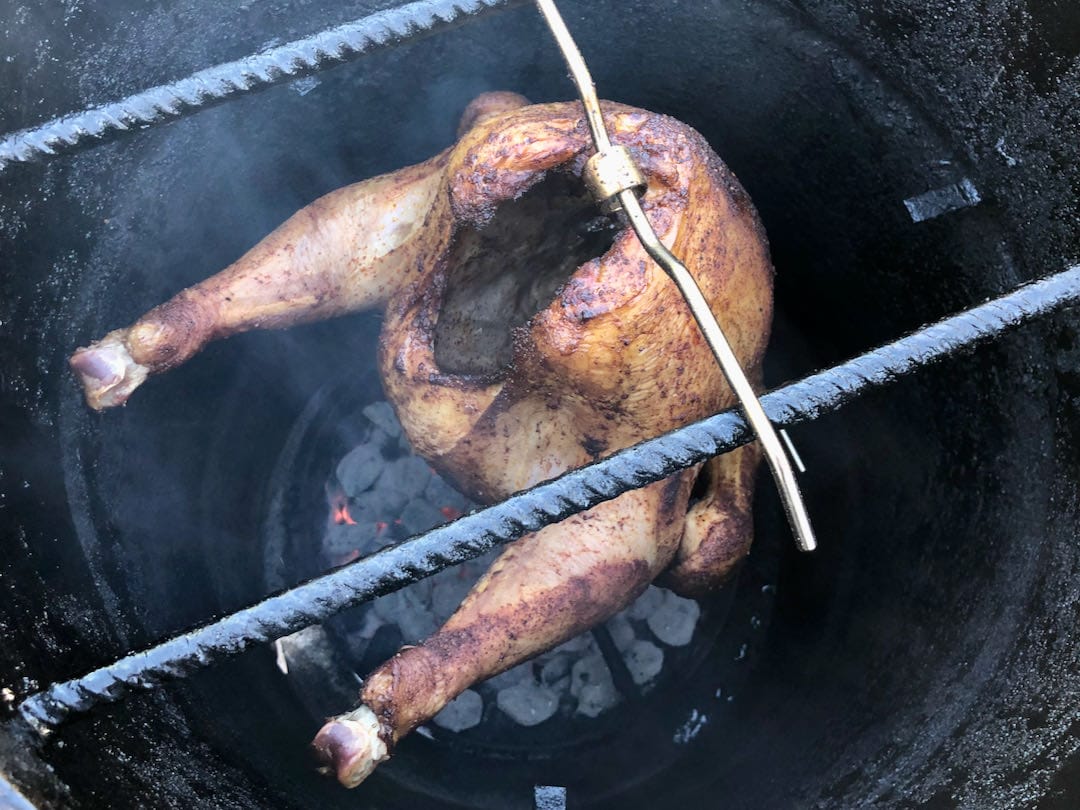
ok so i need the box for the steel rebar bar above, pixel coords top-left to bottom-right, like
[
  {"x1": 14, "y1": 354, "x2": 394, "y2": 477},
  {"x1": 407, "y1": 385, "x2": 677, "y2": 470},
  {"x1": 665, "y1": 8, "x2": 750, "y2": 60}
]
[
  {"x1": 16, "y1": 264, "x2": 1080, "y2": 733},
  {"x1": 0, "y1": 0, "x2": 521, "y2": 173}
]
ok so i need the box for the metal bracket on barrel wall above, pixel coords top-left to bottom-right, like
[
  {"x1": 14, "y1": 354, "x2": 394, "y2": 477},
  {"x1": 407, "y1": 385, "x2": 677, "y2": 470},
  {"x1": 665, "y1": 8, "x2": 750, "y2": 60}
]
[{"x1": 14, "y1": 265, "x2": 1080, "y2": 733}]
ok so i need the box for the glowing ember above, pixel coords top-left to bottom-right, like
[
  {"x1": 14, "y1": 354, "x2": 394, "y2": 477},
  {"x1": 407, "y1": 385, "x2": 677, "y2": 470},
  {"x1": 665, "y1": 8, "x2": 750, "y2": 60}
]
[{"x1": 334, "y1": 505, "x2": 357, "y2": 525}]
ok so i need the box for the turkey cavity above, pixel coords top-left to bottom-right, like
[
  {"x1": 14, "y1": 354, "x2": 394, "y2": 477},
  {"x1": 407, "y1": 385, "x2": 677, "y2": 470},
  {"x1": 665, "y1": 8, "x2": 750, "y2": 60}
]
[{"x1": 433, "y1": 172, "x2": 619, "y2": 377}]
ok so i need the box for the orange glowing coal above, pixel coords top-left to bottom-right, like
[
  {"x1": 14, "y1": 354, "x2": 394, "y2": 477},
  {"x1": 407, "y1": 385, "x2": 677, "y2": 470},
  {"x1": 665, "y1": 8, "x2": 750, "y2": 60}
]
[{"x1": 328, "y1": 490, "x2": 357, "y2": 526}]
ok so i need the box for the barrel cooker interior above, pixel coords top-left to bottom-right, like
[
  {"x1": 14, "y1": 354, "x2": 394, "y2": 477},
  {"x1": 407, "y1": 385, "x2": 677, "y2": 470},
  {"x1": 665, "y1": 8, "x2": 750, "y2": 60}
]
[{"x1": 2, "y1": 0, "x2": 1080, "y2": 807}]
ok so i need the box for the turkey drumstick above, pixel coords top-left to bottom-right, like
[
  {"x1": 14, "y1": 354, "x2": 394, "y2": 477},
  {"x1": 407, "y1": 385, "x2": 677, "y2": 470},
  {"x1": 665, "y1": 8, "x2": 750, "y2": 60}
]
[
  {"x1": 68, "y1": 91, "x2": 527, "y2": 411},
  {"x1": 69, "y1": 92, "x2": 774, "y2": 786},
  {"x1": 315, "y1": 480, "x2": 691, "y2": 785}
]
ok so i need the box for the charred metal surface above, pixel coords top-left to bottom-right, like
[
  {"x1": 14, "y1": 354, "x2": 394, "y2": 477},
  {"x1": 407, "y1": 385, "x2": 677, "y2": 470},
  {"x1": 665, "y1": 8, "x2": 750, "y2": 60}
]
[
  {"x1": 0, "y1": 0, "x2": 520, "y2": 173},
  {"x1": 17, "y1": 264, "x2": 1080, "y2": 732}
]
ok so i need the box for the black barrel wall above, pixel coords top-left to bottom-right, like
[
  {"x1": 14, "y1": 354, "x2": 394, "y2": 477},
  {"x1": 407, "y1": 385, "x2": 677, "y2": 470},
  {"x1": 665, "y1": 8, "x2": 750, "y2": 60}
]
[{"x1": 2, "y1": 1, "x2": 1079, "y2": 807}]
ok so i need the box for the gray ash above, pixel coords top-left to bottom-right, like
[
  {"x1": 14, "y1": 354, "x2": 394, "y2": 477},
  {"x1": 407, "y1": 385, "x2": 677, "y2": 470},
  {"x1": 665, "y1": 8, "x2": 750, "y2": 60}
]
[{"x1": 317, "y1": 401, "x2": 704, "y2": 732}]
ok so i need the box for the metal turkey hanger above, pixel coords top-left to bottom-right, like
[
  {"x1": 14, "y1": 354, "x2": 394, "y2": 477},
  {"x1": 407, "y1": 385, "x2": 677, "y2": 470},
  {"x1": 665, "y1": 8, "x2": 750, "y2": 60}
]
[{"x1": 534, "y1": 0, "x2": 817, "y2": 552}]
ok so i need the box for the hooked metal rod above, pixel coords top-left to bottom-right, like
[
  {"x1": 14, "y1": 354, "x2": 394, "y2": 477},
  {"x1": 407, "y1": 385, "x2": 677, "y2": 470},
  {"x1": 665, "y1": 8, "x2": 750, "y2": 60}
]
[
  {"x1": 534, "y1": 0, "x2": 816, "y2": 551},
  {"x1": 0, "y1": 0, "x2": 522, "y2": 173},
  {"x1": 17, "y1": 264, "x2": 1080, "y2": 733},
  {"x1": 618, "y1": 192, "x2": 817, "y2": 551}
]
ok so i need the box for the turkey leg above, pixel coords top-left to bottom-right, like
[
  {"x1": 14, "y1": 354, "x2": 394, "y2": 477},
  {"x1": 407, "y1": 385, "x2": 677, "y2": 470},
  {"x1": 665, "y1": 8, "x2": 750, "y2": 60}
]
[
  {"x1": 69, "y1": 92, "x2": 530, "y2": 410},
  {"x1": 312, "y1": 475, "x2": 692, "y2": 786}
]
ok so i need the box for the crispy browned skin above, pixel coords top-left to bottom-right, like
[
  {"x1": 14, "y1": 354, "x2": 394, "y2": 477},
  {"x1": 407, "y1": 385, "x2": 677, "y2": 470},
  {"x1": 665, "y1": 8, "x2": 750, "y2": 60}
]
[{"x1": 70, "y1": 93, "x2": 773, "y2": 786}]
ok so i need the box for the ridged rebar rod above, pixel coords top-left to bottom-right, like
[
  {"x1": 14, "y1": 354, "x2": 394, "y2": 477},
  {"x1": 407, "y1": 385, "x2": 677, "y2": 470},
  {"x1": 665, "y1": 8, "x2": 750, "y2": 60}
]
[
  {"x1": 17, "y1": 265, "x2": 1080, "y2": 733},
  {"x1": 0, "y1": 0, "x2": 521, "y2": 173}
]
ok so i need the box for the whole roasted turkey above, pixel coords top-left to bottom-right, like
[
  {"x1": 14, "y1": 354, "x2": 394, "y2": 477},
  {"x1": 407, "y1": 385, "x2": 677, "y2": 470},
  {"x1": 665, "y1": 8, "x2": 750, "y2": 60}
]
[{"x1": 70, "y1": 92, "x2": 773, "y2": 787}]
